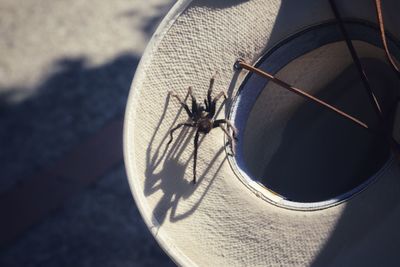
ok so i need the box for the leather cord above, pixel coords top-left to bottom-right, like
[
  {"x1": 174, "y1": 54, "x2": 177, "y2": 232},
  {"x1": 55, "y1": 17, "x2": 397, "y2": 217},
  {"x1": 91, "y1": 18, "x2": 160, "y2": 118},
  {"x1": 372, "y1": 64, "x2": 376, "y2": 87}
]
[{"x1": 375, "y1": 0, "x2": 400, "y2": 77}]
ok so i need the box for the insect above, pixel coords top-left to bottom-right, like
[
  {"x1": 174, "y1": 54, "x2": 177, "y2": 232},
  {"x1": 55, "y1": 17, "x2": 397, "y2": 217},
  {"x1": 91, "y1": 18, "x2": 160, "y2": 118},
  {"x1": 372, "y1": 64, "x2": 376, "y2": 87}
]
[{"x1": 167, "y1": 74, "x2": 238, "y2": 184}]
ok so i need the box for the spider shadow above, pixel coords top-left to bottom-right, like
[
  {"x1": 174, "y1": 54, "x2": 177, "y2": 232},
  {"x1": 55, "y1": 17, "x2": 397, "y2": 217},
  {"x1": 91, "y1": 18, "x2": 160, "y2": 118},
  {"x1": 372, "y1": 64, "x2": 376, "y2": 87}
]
[
  {"x1": 224, "y1": 69, "x2": 241, "y2": 118},
  {"x1": 144, "y1": 90, "x2": 227, "y2": 225},
  {"x1": 148, "y1": 145, "x2": 225, "y2": 225}
]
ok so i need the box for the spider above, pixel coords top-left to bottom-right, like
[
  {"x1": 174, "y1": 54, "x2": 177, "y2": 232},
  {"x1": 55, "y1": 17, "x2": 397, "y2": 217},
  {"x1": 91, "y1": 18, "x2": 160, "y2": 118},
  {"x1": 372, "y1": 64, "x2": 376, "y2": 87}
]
[{"x1": 167, "y1": 74, "x2": 238, "y2": 184}]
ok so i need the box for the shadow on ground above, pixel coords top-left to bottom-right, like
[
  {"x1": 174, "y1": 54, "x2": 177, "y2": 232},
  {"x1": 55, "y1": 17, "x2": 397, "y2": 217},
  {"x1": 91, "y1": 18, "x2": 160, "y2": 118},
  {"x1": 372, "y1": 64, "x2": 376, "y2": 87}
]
[
  {"x1": 0, "y1": 0, "x2": 178, "y2": 265},
  {"x1": 0, "y1": 54, "x2": 137, "y2": 193},
  {"x1": 0, "y1": 52, "x2": 176, "y2": 266}
]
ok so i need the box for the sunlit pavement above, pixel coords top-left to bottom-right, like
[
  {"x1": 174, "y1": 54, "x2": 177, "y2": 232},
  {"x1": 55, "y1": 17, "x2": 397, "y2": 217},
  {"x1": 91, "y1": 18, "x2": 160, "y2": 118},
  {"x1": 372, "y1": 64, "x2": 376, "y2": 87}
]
[{"x1": 0, "y1": 0, "x2": 176, "y2": 266}]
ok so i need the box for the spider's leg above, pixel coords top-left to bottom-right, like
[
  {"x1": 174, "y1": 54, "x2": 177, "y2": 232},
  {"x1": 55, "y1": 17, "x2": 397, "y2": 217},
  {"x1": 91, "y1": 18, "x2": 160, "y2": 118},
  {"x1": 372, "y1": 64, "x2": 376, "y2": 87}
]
[
  {"x1": 169, "y1": 91, "x2": 193, "y2": 118},
  {"x1": 218, "y1": 124, "x2": 236, "y2": 156},
  {"x1": 193, "y1": 130, "x2": 200, "y2": 184},
  {"x1": 187, "y1": 86, "x2": 195, "y2": 99},
  {"x1": 188, "y1": 87, "x2": 199, "y2": 117},
  {"x1": 213, "y1": 119, "x2": 238, "y2": 155},
  {"x1": 204, "y1": 99, "x2": 209, "y2": 111},
  {"x1": 213, "y1": 91, "x2": 227, "y2": 103},
  {"x1": 167, "y1": 122, "x2": 194, "y2": 146},
  {"x1": 207, "y1": 90, "x2": 227, "y2": 119},
  {"x1": 207, "y1": 102, "x2": 216, "y2": 119},
  {"x1": 206, "y1": 73, "x2": 217, "y2": 110},
  {"x1": 214, "y1": 119, "x2": 238, "y2": 139}
]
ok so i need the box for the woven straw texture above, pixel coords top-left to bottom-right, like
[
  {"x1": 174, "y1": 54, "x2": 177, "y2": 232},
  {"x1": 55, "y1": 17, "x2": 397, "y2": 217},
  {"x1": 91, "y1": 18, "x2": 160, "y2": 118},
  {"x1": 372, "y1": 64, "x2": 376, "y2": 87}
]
[{"x1": 124, "y1": 0, "x2": 400, "y2": 266}]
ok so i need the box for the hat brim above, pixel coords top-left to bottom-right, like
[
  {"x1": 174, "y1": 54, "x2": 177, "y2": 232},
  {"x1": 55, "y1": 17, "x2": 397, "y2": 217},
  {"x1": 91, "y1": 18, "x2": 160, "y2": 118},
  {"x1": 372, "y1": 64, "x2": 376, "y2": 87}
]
[{"x1": 124, "y1": 1, "x2": 400, "y2": 266}]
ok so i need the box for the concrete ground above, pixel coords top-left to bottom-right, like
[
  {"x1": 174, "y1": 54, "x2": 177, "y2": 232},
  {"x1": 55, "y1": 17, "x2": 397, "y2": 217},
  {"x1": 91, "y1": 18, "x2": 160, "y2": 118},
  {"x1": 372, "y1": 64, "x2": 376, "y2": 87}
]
[{"x1": 0, "y1": 0, "x2": 176, "y2": 266}]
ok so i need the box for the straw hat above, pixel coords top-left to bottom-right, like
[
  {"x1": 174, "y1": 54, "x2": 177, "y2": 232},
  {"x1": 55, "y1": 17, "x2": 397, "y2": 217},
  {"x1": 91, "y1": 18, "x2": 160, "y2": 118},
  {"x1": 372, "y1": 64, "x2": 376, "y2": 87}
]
[{"x1": 124, "y1": 0, "x2": 400, "y2": 266}]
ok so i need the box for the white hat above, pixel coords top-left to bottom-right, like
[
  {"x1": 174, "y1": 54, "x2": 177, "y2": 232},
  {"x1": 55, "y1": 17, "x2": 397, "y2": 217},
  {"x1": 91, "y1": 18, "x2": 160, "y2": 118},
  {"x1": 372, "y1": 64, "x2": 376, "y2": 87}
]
[{"x1": 124, "y1": 0, "x2": 400, "y2": 266}]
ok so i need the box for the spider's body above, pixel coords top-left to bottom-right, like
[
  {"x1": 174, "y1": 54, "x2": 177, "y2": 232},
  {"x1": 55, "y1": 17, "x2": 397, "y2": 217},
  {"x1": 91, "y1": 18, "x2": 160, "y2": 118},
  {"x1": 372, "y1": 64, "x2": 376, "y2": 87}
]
[
  {"x1": 167, "y1": 75, "x2": 237, "y2": 184},
  {"x1": 197, "y1": 117, "x2": 213, "y2": 134}
]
